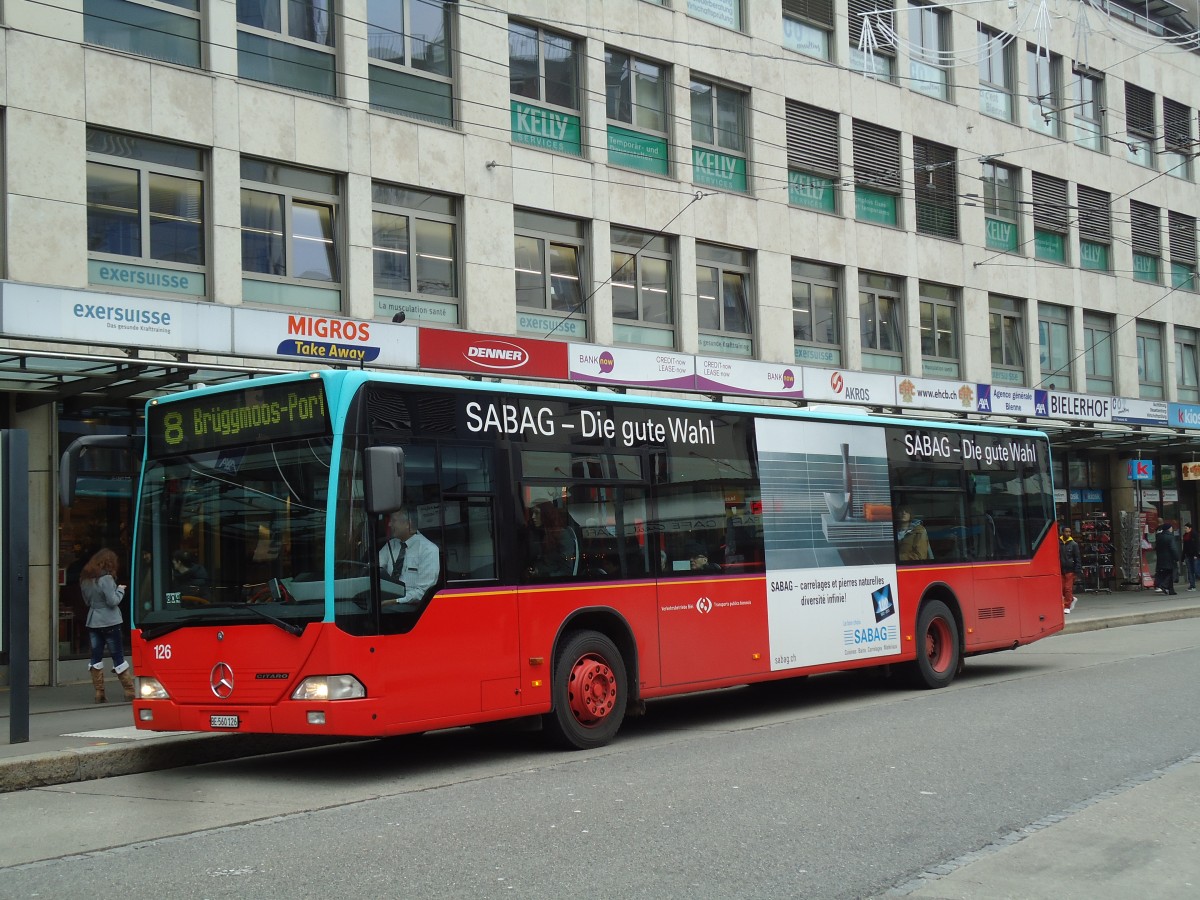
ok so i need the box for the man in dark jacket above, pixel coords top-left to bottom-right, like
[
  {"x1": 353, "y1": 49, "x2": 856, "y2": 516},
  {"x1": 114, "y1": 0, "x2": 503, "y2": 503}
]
[
  {"x1": 1059, "y1": 522, "x2": 1082, "y2": 613},
  {"x1": 1155, "y1": 522, "x2": 1180, "y2": 595},
  {"x1": 1181, "y1": 523, "x2": 1198, "y2": 591}
]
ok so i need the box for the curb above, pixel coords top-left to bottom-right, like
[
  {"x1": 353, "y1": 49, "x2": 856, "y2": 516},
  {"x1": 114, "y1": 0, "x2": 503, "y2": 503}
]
[
  {"x1": 0, "y1": 733, "x2": 353, "y2": 794},
  {"x1": 1060, "y1": 605, "x2": 1200, "y2": 635}
]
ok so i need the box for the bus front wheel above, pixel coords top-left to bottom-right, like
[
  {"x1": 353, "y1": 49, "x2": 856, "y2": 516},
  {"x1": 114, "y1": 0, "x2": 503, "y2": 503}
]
[
  {"x1": 909, "y1": 599, "x2": 960, "y2": 689},
  {"x1": 546, "y1": 630, "x2": 627, "y2": 750}
]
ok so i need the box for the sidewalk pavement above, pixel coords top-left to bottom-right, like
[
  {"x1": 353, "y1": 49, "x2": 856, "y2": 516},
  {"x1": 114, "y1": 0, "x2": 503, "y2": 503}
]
[{"x1": 2, "y1": 587, "x2": 1199, "y2": 796}]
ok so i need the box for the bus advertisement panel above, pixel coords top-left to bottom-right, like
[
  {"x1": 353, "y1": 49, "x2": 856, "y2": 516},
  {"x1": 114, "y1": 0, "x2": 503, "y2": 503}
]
[{"x1": 130, "y1": 371, "x2": 1061, "y2": 749}]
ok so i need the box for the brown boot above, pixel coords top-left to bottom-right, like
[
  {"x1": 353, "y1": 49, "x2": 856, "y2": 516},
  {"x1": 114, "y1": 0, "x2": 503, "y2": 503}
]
[
  {"x1": 115, "y1": 664, "x2": 135, "y2": 702},
  {"x1": 90, "y1": 666, "x2": 107, "y2": 704}
]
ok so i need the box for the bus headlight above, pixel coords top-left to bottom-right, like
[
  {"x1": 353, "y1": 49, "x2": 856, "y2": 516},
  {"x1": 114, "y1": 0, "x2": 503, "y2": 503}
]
[
  {"x1": 290, "y1": 675, "x2": 366, "y2": 701},
  {"x1": 137, "y1": 677, "x2": 170, "y2": 700}
]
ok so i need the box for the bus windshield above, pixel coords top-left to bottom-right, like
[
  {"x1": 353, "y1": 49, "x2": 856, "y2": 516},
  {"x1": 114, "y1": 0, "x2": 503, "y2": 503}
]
[{"x1": 133, "y1": 437, "x2": 334, "y2": 634}]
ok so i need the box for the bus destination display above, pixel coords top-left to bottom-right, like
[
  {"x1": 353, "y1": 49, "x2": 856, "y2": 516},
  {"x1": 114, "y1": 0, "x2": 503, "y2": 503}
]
[{"x1": 148, "y1": 380, "x2": 329, "y2": 456}]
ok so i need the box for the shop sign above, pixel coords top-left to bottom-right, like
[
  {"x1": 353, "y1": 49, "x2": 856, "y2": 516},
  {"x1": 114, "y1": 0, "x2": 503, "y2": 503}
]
[
  {"x1": 977, "y1": 384, "x2": 1037, "y2": 416},
  {"x1": 782, "y1": 16, "x2": 827, "y2": 57},
  {"x1": 695, "y1": 356, "x2": 804, "y2": 398},
  {"x1": 569, "y1": 344, "x2": 694, "y2": 390},
  {"x1": 801, "y1": 367, "x2": 896, "y2": 405},
  {"x1": 0, "y1": 282, "x2": 230, "y2": 353},
  {"x1": 855, "y1": 188, "x2": 898, "y2": 226},
  {"x1": 1128, "y1": 460, "x2": 1154, "y2": 481},
  {"x1": 232, "y1": 308, "x2": 416, "y2": 367},
  {"x1": 607, "y1": 126, "x2": 669, "y2": 175},
  {"x1": 420, "y1": 329, "x2": 568, "y2": 380},
  {"x1": 985, "y1": 218, "x2": 1018, "y2": 252},
  {"x1": 1111, "y1": 397, "x2": 1168, "y2": 425},
  {"x1": 1183, "y1": 462, "x2": 1200, "y2": 480},
  {"x1": 788, "y1": 171, "x2": 836, "y2": 211},
  {"x1": 374, "y1": 294, "x2": 459, "y2": 326},
  {"x1": 1069, "y1": 489, "x2": 1104, "y2": 502},
  {"x1": 688, "y1": 0, "x2": 740, "y2": 29},
  {"x1": 896, "y1": 376, "x2": 975, "y2": 412},
  {"x1": 692, "y1": 147, "x2": 747, "y2": 192},
  {"x1": 1034, "y1": 229, "x2": 1066, "y2": 262},
  {"x1": 88, "y1": 260, "x2": 205, "y2": 297},
  {"x1": 1035, "y1": 390, "x2": 1112, "y2": 422},
  {"x1": 518, "y1": 312, "x2": 585, "y2": 340},
  {"x1": 510, "y1": 100, "x2": 582, "y2": 156},
  {"x1": 1133, "y1": 253, "x2": 1158, "y2": 282},
  {"x1": 1080, "y1": 241, "x2": 1109, "y2": 271},
  {"x1": 1169, "y1": 402, "x2": 1200, "y2": 429}
]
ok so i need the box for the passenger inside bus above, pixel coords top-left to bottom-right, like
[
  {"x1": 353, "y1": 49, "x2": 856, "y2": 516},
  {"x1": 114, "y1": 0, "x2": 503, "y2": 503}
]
[
  {"x1": 526, "y1": 502, "x2": 580, "y2": 578},
  {"x1": 685, "y1": 541, "x2": 721, "y2": 573},
  {"x1": 170, "y1": 549, "x2": 209, "y2": 593},
  {"x1": 378, "y1": 507, "x2": 440, "y2": 604},
  {"x1": 896, "y1": 506, "x2": 932, "y2": 561}
]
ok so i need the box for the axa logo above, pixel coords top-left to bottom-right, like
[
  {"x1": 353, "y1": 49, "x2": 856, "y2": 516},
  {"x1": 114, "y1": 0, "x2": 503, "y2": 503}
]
[
  {"x1": 210, "y1": 662, "x2": 235, "y2": 699},
  {"x1": 464, "y1": 340, "x2": 530, "y2": 370}
]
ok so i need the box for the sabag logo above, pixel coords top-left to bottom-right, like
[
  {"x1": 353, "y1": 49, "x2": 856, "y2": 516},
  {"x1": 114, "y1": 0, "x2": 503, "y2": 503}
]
[
  {"x1": 830, "y1": 371, "x2": 844, "y2": 394},
  {"x1": 599, "y1": 351, "x2": 616, "y2": 374},
  {"x1": 464, "y1": 340, "x2": 530, "y2": 370}
]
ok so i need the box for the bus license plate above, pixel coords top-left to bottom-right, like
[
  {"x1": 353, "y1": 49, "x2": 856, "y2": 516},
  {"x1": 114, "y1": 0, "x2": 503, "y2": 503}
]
[{"x1": 210, "y1": 715, "x2": 239, "y2": 729}]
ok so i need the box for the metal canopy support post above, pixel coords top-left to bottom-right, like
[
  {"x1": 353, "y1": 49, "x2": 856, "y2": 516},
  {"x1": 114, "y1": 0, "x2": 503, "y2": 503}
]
[{"x1": 3, "y1": 430, "x2": 30, "y2": 743}]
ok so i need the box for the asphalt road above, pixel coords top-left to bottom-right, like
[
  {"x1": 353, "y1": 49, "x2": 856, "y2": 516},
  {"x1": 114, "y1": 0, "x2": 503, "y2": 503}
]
[{"x1": 1, "y1": 619, "x2": 1198, "y2": 899}]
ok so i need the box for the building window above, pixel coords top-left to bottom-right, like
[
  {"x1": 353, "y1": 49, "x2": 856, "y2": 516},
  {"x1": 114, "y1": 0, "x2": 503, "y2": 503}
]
[
  {"x1": 1070, "y1": 64, "x2": 1105, "y2": 151},
  {"x1": 1038, "y1": 302, "x2": 1071, "y2": 389},
  {"x1": 908, "y1": 3, "x2": 950, "y2": 100},
  {"x1": 982, "y1": 160, "x2": 1020, "y2": 252},
  {"x1": 786, "y1": 101, "x2": 839, "y2": 213},
  {"x1": 514, "y1": 210, "x2": 588, "y2": 340},
  {"x1": 1169, "y1": 211, "x2": 1197, "y2": 292},
  {"x1": 604, "y1": 48, "x2": 670, "y2": 175},
  {"x1": 237, "y1": 0, "x2": 336, "y2": 97},
  {"x1": 1163, "y1": 98, "x2": 1194, "y2": 180},
  {"x1": 688, "y1": 0, "x2": 742, "y2": 29},
  {"x1": 1082, "y1": 312, "x2": 1114, "y2": 394},
  {"x1": 913, "y1": 139, "x2": 957, "y2": 239},
  {"x1": 853, "y1": 120, "x2": 902, "y2": 227},
  {"x1": 1026, "y1": 46, "x2": 1061, "y2": 137},
  {"x1": 1077, "y1": 185, "x2": 1112, "y2": 273},
  {"x1": 848, "y1": 0, "x2": 895, "y2": 80},
  {"x1": 1176, "y1": 327, "x2": 1200, "y2": 402},
  {"x1": 368, "y1": 0, "x2": 455, "y2": 126},
  {"x1": 989, "y1": 295, "x2": 1025, "y2": 385},
  {"x1": 240, "y1": 158, "x2": 340, "y2": 311},
  {"x1": 86, "y1": 128, "x2": 206, "y2": 298},
  {"x1": 509, "y1": 21, "x2": 581, "y2": 155},
  {"x1": 859, "y1": 272, "x2": 903, "y2": 373},
  {"x1": 978, "y1": 25, "x2": 1014, "y2": 121},
  {"x1": 372, "y1": 184, "x2": 458, "y2": 325},
  {"x1": 1136, "y1": 321, "x2": 1165, "y2": 399},
  {"x1": 690, "y1": 77, "x2": 748, "y2": 192},
  {"x1": 84, "y1": 0, "x2": 201, "y2": 67},
  {"x1": 1031, "y1": 171, "x2": 1068, "y2": 264},
  {"x1": 611, "y1": 227, "x2": 675, "y2": 349},
  {"x1": 696, "y1": 243, "x2": 754, "y2": 357},
  {"x1": 783, "y1": 0, "x2": 833, "y2": 60},
  {"x1": 918, "y1": 283, "x2": 959, "y2": 377},
  {"x1": 1124, "y1": 82, "x2": 1157, "y2": 169},
  {"x1": 1131, "y1": 200, "x2": 1161, "y2": 283},
  {"x1": 792, "y1": 260, "x2": 841, "y2": 366}
]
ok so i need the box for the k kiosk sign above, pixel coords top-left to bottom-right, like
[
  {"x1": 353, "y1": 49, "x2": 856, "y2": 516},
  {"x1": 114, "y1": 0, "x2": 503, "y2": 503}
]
[{"x1": 418, "y1": 330, "x2": 569, "y2": 381}]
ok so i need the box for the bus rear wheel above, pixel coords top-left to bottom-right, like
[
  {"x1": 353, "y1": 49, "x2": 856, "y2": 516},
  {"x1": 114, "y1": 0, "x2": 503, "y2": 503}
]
[
  {"x1": 909, "y1": 599, "x2": 960, "y2": 689},
  {"x1": 546, "y1": 630, "x2": 627, "y2": 750}
]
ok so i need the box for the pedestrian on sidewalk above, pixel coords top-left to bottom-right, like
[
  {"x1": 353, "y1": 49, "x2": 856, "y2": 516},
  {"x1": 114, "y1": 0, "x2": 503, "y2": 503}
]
[
  {"x1": 1182, "y1": 523, "x2": 1198, "y2": 591},
  {"x1": 80, "y1": 548, "x2": 133, "y2": 703},
  {"x1": 1154, "y1": 522, "x2": 1181, "y2": 595},
  {"x1": 1059, "y1": 522, "x2": 1081, "y2": 613}
]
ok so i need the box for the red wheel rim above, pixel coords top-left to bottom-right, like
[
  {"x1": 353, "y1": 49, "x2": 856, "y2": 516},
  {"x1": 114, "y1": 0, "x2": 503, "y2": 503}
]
[
  {"x1": 566, "y1": 654, "x2": 617, "y2": 726},
  {"x1": 924, "y1": 616, "x2": 953, "y2": 673}
]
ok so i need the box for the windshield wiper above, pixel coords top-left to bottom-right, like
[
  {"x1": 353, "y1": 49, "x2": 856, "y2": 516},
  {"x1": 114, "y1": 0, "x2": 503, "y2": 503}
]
[
  {"x1": 238, "y1": 601, "x2": 304, "y2": 637},
  {"x1": 141, "y1": 621, "x2": 183, "y2": 641}
]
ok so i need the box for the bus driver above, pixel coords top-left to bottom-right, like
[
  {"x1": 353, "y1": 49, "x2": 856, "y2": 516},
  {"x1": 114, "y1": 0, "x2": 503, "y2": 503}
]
[{"x1": 378, "y1": 507, "x2": 440, "y2": 605}]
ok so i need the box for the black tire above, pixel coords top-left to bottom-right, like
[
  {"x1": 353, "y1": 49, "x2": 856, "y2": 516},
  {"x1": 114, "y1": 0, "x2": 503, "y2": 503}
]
[
  {"x1": 545, "y1": 630, "x2": 627, "y2": 750},
  {"x1": 908, "y1": 599, "x2": 960, "y2": 689}
]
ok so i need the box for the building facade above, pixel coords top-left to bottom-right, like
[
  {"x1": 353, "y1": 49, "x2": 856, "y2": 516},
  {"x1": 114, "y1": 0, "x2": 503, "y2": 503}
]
[{"x1": 2, "y1": 0, "x2": 1200, "y2": 684}]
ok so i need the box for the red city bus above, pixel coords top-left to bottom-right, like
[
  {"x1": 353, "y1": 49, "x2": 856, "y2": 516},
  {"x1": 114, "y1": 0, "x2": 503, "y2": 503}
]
[{"x1": 130, "y1": 371, "x2": 1062, "y2": 749}]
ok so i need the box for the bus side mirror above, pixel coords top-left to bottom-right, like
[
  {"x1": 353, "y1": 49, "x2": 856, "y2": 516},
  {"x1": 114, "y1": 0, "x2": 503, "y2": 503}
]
[
  {"x1": 364, "y1": 446, "x2": 405, "y2": 515},
  {"x1": 60, "y1": 434, "x2": 145, "y2": 507}
]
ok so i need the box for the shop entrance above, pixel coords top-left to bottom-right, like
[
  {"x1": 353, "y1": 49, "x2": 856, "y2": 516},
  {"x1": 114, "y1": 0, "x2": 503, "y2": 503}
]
[{"x1": 57, "y1": 401, "x2": 142, "y2": 661}]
